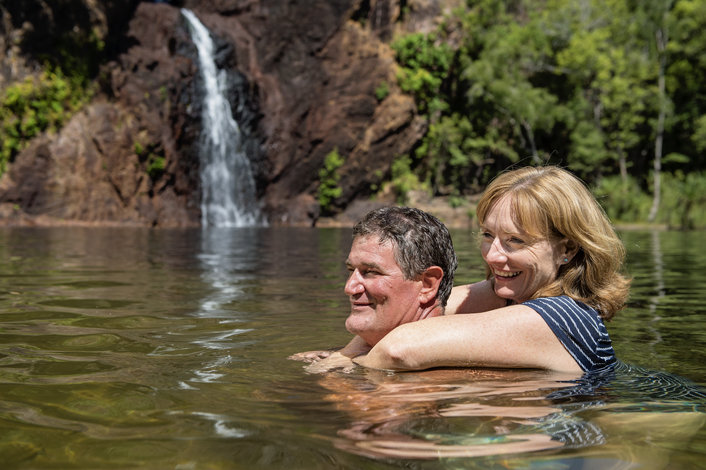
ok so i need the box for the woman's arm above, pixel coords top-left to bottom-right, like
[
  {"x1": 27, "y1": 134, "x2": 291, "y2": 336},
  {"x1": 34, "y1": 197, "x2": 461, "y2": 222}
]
[
  {"x1": 337, "y1": 335, "x2": 372, "y2": 357},
  {"x1": 444, "y1": 280, "x2": 507, "y2": 315},
  {"x1": 353, "y1": 305, "x2": 582, "y2": 372},
  {"x1": 296, "y1": 335, "x2": 373, "y2": 374}
]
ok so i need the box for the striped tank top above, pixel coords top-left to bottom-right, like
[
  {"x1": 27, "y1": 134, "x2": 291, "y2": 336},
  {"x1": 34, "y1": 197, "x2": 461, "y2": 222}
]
[{"x1": 523, "y1": 296, "x2": 616, "y2": 372}]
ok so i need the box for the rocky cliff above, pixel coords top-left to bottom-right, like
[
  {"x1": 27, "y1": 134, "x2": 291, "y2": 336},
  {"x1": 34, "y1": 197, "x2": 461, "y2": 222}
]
[{"x1": 0, "y1": 0, "x2": 453, "y2": 227}]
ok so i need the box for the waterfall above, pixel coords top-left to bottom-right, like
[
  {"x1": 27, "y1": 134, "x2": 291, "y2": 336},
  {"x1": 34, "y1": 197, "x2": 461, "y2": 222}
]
[{"x1": 182, "y1": 9, "x2": 266, "y2": 227}]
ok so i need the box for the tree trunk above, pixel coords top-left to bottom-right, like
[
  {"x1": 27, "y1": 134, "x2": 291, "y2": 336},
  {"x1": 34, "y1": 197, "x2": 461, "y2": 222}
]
[
  {"x1": 648, "y1": 28, "x2": 667, "y2": 223},
  {"x1": 618, "y1": 147, "x2": 628, "y2": 184}
]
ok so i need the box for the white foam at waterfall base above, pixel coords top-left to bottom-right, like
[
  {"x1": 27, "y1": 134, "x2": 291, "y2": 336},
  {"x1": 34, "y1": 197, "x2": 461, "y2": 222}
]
[{"x1": 182, "y1": 9, "x2": 266, "y2": 227}]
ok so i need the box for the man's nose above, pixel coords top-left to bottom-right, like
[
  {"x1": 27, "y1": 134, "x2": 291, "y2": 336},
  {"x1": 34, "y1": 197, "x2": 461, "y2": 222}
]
[{"x1": 344, "y1": 270, "x2": 364, "y2": 295}]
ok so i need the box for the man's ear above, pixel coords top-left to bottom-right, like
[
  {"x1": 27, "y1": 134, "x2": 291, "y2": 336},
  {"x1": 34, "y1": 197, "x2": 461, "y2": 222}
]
[{"x1": 419, "y1": 266, "x2": 444, "y2": 304}]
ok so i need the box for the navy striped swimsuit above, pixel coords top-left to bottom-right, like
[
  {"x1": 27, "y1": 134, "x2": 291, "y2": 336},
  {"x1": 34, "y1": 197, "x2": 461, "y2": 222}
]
[{"x1": 523, "y1": 296, "x2": 616, "y2": 372}]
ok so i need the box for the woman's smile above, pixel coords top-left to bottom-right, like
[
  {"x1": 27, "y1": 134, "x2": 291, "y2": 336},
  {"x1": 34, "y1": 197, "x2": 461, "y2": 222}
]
[{"x1": 494, "y1": 269, "x2": 521, "y2": 279}]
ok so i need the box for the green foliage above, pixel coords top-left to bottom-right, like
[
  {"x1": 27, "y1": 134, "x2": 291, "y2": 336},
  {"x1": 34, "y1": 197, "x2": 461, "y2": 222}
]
[
  {"x1": 146, "y1": 155, "x2": 166, "y2": 180},
  {"x1": 593, "y1": 170, "x2": 706, "y2": 229},
  {"x1": 38, "y1": 24, "x2": 105, "y2": 85},
  {"x1": 592, "y1": 175, "x2": 652, "y2": 223},
  {"x1": 448, "y1": 194, "x2": 466, "y2": 208},
  {"x1": 377, "y1": 0, "x2": 706, "y2": 227},
  {"x1": 317, "y1": 148, "x2": 345, "y2": 213},
  {"x1": 658, "y1": 171, "x2": 706, "y2": 229},
  {"x1": 388, "y1": 155, "x2": 428, "y2": 204},
  {"x1": 692, "y1": 114, "x2": 706, "y2": 153},
  {"x1": 0, "y1": 69, "x2": 91, "y2": 174},
  {"x1": 0, "y1": 14, "x2": 104, "y2": 176},
  {"x1": 135, "y1": 140, "x2": 166, "y2": 181},
  {"x1": 375, "y1": 82, "x2": 390, "y2": 101},
  {"x1": 392, "y1": 32, "x2": 454, "y2": 115},
  {"x1": 420, "y1": 113, "x2": 508, "y2": 193}
]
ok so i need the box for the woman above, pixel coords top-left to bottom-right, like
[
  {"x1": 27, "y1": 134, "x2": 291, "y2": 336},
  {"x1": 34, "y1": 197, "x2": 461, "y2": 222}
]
[{"x1": 354, "y1": 165, "x2": 630, "y2": 373}]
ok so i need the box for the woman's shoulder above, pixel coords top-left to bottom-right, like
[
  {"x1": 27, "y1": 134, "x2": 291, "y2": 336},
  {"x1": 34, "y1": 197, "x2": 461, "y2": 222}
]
[
  {"x1": 523, "y1": 296, "x2": 603, "y2": 322},
  {"x1": 523, "y1": 295, "x2": 615, "y2": 371}
]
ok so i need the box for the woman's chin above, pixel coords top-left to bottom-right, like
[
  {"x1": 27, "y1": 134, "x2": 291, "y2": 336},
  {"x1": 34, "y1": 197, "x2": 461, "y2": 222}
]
[{"x1": 494, "y1": 287, "x2": 517, "y2": 303}]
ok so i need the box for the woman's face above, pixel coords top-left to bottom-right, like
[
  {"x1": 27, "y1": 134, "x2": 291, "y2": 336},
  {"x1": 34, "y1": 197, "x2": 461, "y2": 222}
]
[{"x1": 480, "y1": 196, "x2": 569, "y2": 304}]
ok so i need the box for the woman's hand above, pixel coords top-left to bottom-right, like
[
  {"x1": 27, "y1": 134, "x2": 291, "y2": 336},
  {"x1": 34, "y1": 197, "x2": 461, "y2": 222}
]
[
  {"x1": 290, "y1": 335, "x2": 373, "y2": 373},
  {"x1": 305, "y1": 351, "x2": 357, "y2": 373},
  {"x1": 288, "y1": 350, "x2": 334, "y2": 363}
]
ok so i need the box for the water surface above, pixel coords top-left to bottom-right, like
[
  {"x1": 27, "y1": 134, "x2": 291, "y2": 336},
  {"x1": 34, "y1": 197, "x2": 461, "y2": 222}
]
[{"x1": 0, "y1": 227, "x2": 704, "y2": 469}]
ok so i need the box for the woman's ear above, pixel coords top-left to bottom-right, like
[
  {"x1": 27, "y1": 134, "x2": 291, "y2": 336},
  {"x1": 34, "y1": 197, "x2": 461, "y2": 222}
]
[
  {"x1": 560, "y1": 239, "x2": 580, "y2": 263},
  {"x1": 419, "y1": 266, "x2": 444, "y2": 303}
]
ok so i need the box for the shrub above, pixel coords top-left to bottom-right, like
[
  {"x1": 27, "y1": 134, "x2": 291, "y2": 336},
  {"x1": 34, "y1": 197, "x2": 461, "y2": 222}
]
[
  {"x1": 388, "y1": 155, "x2": 428, "y2": 204},
  {"x1": 659, "y1": 171, "x2": 706, "y2": 229},
  {"x1": 592, "y1": 175, "x2": 651, "y2": 224},
  {"x1": 375, "y1": 81, "x2": 390, "y2": 101},
  {"x1": 0, "y1": 68, "x2": 92, "y2": 175},
  {"x1": 317, "y1": 148, "x2": 345, "y2": 214}
]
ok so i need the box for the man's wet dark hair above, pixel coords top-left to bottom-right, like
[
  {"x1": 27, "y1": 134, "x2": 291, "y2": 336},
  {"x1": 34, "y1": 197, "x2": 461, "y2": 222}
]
[{"x1": 353, "y1": 206, "x2": 457, "y2": 308}]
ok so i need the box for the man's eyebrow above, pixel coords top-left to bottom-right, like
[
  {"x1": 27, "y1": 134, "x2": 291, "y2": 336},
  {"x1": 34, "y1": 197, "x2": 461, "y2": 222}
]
[{"x1": 345, "y1": 260, "x2": 383, "y2": 271}]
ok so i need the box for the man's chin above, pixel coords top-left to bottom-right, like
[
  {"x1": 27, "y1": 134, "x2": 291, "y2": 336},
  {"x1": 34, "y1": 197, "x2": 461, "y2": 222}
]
[
  {"x1": 345, "y1": 314, "x2": 373, "y2": 336},
  {"x1": 344, "y1": 317, "x2": 363, "y2": 335}
]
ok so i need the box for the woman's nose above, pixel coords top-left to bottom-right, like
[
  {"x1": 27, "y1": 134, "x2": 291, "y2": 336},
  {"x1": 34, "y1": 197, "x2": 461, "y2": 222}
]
[
  {"x1": 485, "y1": 238, "x2": 508, "y2": 263},
  {"x1": 344, "y1": 270, "x2": 364, "y2": 295}
]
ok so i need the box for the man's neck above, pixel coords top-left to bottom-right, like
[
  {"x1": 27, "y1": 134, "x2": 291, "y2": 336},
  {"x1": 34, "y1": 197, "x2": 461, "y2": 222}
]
[{"x1": 418, "y1": 302, "x2": 443, "y2": 320}]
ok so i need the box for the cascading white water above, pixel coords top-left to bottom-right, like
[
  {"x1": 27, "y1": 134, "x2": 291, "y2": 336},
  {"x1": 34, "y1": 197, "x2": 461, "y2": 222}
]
[{"x1": 182, "y1": 9, "x2": 265, "y2": 227}]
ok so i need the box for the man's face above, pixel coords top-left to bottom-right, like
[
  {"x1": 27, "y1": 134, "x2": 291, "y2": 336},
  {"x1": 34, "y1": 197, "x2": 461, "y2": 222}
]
[{"x1": 344, "y1": 235, "x2": 424, "y2": 345}]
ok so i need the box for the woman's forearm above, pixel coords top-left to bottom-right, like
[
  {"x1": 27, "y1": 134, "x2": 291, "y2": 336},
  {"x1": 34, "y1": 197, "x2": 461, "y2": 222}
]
[
  {"x1": 352, "y1": 323, "x2": 438, "y2": 370},
  {"x1": 338, "y1": 335, "x2": 372, "y2": 358},
  {"x1": 445, "y1": 281, "x2": 506, "y2": 315},
  {"x1": 352, "y1": 307, "x2": 583, "y2": 372}
]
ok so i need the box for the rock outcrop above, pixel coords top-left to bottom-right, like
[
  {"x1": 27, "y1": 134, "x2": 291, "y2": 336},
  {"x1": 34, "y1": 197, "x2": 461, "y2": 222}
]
[{"x1": 0, "y1": 0, "x2": 455, "y2": 227}]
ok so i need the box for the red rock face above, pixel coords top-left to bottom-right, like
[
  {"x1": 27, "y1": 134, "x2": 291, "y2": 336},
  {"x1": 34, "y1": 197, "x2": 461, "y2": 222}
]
[{"x1": 0, "y1": 0, "x2": 427, "y2": 227}]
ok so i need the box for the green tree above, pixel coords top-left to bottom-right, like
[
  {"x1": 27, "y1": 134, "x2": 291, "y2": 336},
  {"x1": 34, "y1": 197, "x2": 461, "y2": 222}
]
[{"x1": 383, "y1": 0, "x2": 706, "y2": 226}]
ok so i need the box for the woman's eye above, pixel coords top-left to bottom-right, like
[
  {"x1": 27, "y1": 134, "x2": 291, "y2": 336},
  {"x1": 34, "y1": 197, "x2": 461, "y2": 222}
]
[
  {"x1": 481, "y1": 231, "x2": 494, "y2": 239},
  {"x1": 509, "y1": 237, "x2": 525, "y2": 245}
]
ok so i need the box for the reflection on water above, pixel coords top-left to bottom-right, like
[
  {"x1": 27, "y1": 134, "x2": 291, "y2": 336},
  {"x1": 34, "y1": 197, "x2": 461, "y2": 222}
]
[
  {"x1": 312, "y1": 363, "x2": 706, "y2": 463},
  {"x1": 0, "y1": 227, "x2": 704, "y2": 469}
]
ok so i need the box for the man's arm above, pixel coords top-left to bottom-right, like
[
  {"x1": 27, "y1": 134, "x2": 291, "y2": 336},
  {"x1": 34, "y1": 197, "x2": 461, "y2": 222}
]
[{"x1": 353, "y1": 305, "x2": 582, "y2": 372}]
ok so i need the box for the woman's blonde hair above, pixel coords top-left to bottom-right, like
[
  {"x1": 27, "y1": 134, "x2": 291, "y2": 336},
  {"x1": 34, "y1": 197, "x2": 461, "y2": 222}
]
[{"x1": 476, "y1": 165, "x2": 630, "y2": 320}]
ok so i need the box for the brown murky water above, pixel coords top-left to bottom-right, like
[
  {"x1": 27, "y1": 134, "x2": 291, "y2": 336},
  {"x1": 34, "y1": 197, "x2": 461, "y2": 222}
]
[{"x1": 0, "y1": 226, "x2": 704, "y2": 469}]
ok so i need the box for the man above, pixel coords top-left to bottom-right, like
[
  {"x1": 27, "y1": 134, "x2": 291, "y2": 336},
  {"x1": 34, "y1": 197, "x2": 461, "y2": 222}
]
[{"x1": 291, "y1": 206, "x2": 457, "y2": 372}]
